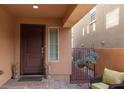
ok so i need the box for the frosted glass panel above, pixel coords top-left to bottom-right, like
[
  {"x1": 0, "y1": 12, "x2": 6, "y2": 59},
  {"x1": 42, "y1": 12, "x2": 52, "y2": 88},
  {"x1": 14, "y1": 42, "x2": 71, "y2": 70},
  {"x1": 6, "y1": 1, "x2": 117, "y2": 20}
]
[
  {"x1": 49, "y1": 28, "x2": 58, "y2": 61},
  {"x1": 106, "y1": 8, "x2": 119, "y2": 29},
  {"x1": 87, "y1": 25, "x2": 89, "y2": 34},
  {"x1": 93, "y1": 22, "x2": 96, "y2": 32},
  {"x1": 82, "y1": 28, "x2": 85, "y2": 36}
]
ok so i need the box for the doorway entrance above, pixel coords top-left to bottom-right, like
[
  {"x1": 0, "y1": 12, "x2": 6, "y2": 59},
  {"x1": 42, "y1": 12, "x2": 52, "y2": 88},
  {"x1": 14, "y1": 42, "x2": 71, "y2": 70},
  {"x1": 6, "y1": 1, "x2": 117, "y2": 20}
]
[{"x1": 20, "y1": 24, "x2": 45, "y2": 75}]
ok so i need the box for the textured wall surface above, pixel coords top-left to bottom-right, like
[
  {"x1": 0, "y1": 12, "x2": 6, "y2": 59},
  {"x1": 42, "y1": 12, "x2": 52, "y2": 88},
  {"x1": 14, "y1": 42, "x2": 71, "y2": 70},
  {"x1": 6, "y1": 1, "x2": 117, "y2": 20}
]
[
  {"x1": 95, "y1": 48, "x2": 124, "y2": 76},
  {"x1": 0, "y1": 7, "x2": 14, "y2": 87},
  {"x1": 73, "y1": 4, "x2": 124, "y2": 48},
  {"x1": 72, "y1": 4, "x2": 124, "y2": 77}
]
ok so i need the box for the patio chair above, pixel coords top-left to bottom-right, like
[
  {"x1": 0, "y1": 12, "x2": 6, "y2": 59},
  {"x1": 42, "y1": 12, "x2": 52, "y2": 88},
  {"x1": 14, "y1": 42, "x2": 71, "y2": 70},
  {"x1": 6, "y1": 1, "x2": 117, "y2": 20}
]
[{"x1": 90, "y1": 68, "x2": 124, "y2": 89}]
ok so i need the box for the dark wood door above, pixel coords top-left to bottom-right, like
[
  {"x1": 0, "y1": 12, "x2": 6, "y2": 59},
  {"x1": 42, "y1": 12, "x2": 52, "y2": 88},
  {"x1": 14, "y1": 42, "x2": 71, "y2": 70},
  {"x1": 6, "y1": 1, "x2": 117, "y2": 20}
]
[{"x1": 20, "y1": 24, "x2": 45, "y2": 75}]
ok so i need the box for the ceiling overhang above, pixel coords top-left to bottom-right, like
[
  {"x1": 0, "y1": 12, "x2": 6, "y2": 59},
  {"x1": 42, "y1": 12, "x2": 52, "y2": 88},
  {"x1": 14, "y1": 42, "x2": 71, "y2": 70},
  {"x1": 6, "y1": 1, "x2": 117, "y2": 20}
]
[
  {"x1": 62, "y1": 4, "x2": 96, "y2": 28},
  {"x1": 0, "y1": 4, "x2": 96, "y2": 28}
]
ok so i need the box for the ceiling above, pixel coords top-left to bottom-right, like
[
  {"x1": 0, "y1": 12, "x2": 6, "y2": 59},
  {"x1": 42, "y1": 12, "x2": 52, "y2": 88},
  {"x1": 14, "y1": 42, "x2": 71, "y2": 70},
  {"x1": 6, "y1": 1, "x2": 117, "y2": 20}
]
[
  {"x1": 0, "y1": 4, "x2": 95, "y2": 27},
  {"x1": 1, "y1": 4, "x2": 70, "y2": 18}
]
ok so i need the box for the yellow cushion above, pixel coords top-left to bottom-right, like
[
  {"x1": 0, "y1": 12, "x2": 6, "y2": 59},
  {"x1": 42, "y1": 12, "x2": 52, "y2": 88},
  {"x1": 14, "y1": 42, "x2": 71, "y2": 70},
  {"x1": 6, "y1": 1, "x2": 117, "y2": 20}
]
[
  {"x1": 91, "y1": 82, "x2": 109, "y2": 89},
  {"x1": 102, "y1": 68, "x2": 124, "y2": 84}
]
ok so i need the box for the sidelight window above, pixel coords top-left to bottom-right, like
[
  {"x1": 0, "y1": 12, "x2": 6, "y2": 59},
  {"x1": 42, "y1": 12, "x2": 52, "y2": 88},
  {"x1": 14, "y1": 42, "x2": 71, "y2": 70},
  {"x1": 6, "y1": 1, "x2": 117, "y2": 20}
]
[{"x1": 48, "y1": 27, "x2": 59, "y2": 62}]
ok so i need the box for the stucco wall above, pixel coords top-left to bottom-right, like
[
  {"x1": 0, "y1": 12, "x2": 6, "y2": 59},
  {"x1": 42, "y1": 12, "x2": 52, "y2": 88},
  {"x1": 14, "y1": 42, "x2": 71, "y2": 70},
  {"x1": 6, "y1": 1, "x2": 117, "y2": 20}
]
[
  {"x1": 0, "y1": 7, "x2": 14, "y2": 87},
  {"x1": 72, "y1": 4, "x2": 124, "y2": 76},
  {"x1": 95, "y1": 48, "x2": 124, "y2": 76},
  {"x1": 14, "y1": 18, "x2": 72, "y2": 80},
  {"x1": 73, "y1": 4, "x2": 124, "y2": 48}
]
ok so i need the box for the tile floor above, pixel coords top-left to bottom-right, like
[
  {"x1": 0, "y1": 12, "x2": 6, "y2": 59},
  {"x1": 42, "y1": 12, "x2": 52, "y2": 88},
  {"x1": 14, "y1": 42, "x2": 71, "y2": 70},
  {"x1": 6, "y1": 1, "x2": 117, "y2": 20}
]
[{"x1": 0, "y1": 77, "x2": 89, "y2": 89}]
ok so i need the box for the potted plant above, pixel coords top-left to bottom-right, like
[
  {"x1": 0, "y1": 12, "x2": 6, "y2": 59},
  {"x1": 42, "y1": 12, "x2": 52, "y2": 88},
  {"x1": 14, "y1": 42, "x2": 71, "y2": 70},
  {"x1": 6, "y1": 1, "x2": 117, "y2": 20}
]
[
  {"x1": 73, "y1": 49, "x2": 99, "y2": 68},
  {"x1": 12, "y1": 63, "x2": 18, "y2": 79}
]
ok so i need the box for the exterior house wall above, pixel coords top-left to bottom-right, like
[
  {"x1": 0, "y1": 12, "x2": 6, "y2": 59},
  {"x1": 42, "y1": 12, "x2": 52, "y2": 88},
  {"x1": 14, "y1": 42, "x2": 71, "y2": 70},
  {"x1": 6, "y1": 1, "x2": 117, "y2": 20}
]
[
  {"x1": 73, "y1": 4, "x2": 124, "y2": 48},
  {"x1": 95, "y1": 48, "x2": 124, "y2": 76},
  {"x1": 73, "y1": 4, "x2": 124, "y2": 76},
  {"x1": 0, "y1": 7, "x2": 15, "y2": 87},
  {"x1": 14, "y1": 18, "x2": 72, "y2": 82}
]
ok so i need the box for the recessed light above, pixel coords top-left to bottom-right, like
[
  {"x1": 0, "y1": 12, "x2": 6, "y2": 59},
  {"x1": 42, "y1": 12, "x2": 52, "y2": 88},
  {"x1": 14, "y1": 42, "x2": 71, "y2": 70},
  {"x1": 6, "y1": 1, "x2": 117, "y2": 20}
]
[{"x1": 33, "y1": 5, "x2": 39, "y2": 9}]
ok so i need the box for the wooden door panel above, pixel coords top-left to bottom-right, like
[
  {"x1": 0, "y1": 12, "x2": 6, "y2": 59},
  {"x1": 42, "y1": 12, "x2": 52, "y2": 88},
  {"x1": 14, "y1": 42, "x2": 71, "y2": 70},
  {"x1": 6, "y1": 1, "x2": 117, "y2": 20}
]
[{"x1": 20, "y1": 24, "x2": 45, "y2": 75}]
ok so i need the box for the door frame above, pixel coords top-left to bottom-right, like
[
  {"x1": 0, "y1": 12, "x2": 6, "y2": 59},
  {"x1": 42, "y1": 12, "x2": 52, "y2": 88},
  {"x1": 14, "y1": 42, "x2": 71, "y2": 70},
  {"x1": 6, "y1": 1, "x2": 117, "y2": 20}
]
[{"x1": 20, "y1": 24, "x2": 46, "y2": 75}]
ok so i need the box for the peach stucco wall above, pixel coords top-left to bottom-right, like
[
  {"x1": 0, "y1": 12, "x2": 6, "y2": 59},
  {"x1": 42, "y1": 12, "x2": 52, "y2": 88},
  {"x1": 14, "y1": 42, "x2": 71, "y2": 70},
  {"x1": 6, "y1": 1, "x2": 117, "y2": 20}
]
[
  {"x1": 95, "y1": 48, "x2": 124, "y2": 76},
  {"x1": 14, "y1": 18, "x2": 72, "y2": 80},
  {"x1": 0, "y1": 7, "x2": 14, "y2": 87},
  {"x1": 1, "y1": 5, "x2": 124, "y2": 87}
]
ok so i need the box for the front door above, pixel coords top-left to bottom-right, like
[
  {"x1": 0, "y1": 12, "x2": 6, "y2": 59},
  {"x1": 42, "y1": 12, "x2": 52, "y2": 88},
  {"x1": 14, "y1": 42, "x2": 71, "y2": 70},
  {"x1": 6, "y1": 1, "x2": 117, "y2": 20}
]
[{"x1": 20, "y1": 24, "x2": 45, "y2": 75}]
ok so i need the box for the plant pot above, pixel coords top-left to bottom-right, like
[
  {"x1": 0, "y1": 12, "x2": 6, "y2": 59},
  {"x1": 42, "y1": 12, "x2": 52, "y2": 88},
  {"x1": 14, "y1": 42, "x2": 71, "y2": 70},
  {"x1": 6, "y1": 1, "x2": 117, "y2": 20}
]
[
  {"x1": 77, "y1": 64, "x2": 85, "y2": 68},
  {"x1": 77, "y1": 63, "x2": 94, "y2": 68},
  {"x1": 12, "y1": 74, "x2": 18, "y2": 79},
  {"x1": 84, "y1": 63, "x2": 94, "y2": 69}
]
